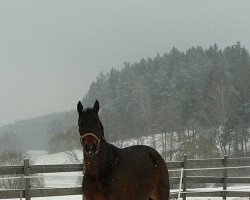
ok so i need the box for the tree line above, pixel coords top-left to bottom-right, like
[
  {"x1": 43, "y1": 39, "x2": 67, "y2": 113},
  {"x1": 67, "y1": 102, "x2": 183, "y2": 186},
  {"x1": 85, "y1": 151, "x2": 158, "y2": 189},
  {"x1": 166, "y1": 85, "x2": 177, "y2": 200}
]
[
  {"x1": 0, "y1": 111, "x2": 77, "y2": 152},
  {"x1": 1, "y1": 42, "x2": 249, "y2": 160},
  {"x1": 81, "y1": 42, "x2": 250, "y2": 158}
]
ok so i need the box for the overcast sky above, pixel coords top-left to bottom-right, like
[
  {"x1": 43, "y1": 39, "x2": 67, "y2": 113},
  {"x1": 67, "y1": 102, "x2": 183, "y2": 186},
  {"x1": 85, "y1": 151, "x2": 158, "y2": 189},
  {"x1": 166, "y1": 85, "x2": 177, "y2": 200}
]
[{"x1": 0, "y1": 0, "x2": 250, "y2": 126}]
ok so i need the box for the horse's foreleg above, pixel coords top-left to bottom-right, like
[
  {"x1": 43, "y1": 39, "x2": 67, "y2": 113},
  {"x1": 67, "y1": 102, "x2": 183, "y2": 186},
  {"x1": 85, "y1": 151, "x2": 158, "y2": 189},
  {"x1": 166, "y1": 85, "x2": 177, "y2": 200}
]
[
  {"x1": 153, "y1": 184, "x2": 169, "y2": 200},
  {"x1": 150, "y1": 175, "x2": 169, "y2": 200}
]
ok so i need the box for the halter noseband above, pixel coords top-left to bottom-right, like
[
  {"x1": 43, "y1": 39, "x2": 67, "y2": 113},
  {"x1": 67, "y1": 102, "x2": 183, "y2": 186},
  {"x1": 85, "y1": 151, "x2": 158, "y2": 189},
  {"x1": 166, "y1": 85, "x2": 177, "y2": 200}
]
[{"x1": 80, "y1": 133, "x2": 101, "y2": 155}]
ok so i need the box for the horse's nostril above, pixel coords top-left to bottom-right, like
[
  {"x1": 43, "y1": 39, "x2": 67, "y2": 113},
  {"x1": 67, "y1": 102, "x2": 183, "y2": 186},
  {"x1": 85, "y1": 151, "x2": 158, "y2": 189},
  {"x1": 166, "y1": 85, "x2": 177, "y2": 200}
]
[
  {"x1": 84, "y1": 144, "x2": 89, "y2": 150},
  {"x1": 85, "y1": 145, "x2": 95, "y2": 151}
]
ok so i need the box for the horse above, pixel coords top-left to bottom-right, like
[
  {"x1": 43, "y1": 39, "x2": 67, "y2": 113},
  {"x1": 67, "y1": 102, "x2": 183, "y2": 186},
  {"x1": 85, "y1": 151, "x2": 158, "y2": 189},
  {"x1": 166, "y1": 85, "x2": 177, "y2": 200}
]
[{"x1": 77, "y1": 100, "x2": 169, "y2": 200}]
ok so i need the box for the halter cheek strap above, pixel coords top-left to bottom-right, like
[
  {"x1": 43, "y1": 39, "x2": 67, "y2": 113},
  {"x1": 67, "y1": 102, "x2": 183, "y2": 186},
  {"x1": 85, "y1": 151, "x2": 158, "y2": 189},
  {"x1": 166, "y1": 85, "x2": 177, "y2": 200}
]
[{"x1": 80, "y1": 133, "x2": 101, "y2": 155}]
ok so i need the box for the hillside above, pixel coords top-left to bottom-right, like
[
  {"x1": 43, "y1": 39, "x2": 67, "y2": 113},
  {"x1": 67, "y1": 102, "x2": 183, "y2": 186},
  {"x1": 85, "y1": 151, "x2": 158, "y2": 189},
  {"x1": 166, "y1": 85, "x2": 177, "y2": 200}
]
[
  {"x1": 1, "y1": 43, "x2": 249, "y2": 158},
  {"x1": 82, "y1": 43, "x2": 250, "y2": 157},
  {"x1": 0, "y1": 111, "x2": 77, "y2": 152}
]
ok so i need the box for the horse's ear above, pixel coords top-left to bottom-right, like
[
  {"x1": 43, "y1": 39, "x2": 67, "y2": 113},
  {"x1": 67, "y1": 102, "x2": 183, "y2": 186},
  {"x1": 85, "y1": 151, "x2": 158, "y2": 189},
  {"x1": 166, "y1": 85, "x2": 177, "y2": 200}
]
[
  {"x1": 77, "y1": 101, "x2": 83, "y2": 116},
  {"x1": 93, "y1": 100, "x2": 100, "y2": 113}
]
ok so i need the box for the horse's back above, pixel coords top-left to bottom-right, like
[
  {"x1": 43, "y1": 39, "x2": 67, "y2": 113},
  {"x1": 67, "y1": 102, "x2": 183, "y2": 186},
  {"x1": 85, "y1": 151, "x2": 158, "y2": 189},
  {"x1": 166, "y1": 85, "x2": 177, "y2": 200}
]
[
  {"x1": 116, "y1": 145, "x2": 169, "y2": 199},
  {"x1": 121, "y1": 145, "x2": 167, "y2": 168}
]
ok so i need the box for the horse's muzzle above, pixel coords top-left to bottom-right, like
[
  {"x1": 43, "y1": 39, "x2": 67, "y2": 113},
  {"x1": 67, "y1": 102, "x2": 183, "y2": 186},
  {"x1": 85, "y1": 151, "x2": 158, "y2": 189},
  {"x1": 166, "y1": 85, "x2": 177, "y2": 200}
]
[
  {"x1": 84, "y1": 144, "x2": 97, "y2": 158},
  {"x1": 80, "y1": 133, "x2": 101, "y2": 158}
]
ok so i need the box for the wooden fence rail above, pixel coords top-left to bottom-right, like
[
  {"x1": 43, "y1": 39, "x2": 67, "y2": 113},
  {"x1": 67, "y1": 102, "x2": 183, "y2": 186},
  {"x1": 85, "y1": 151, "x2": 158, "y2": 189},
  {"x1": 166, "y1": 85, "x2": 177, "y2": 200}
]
[{"x1": 1, "y1": 155, "x2": 250, "y2": 199}]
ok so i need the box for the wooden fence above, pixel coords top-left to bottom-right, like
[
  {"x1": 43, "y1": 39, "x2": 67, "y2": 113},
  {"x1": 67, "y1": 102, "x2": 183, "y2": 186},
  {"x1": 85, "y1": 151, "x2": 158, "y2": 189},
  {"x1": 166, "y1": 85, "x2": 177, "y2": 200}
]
[{"x1": 0, "y1": 155, "x2": 250, "y2": 199}]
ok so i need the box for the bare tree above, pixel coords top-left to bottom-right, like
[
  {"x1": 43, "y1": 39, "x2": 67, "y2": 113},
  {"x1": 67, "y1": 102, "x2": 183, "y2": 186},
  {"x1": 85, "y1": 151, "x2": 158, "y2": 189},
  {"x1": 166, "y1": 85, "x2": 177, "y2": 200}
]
[
  {"x1": 201, "y1": 68, "x2": 238, "y2": 156},
  {"x1": 135, "y1": 78, "x2": 156, "y2": 148},
  {"x1": 49, "y1": 127, "x2": 82, "y2": 164},
  {"x1": 162, "y1": 102, "x2": 180, "y2": 161}
]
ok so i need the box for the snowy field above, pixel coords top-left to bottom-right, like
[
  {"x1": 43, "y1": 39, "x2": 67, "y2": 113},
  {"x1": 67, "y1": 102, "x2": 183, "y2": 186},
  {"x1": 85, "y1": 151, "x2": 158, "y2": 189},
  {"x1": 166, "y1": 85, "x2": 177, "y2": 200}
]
[
  {"x1": 2, "y1": 134, "x2": 250, "y2": 199},
  {"x1": 5, "y1": 193, "x2": 250, "y2": 200},
  {"x1": 28, "y1": 134, "x2": 171, "y2": 189},
  {"x1": 28, "y1": 196, "x2": 250, "y2": 200},
  {"x1": 29, "y1": 150, "x2": 83, "y2": 188}
]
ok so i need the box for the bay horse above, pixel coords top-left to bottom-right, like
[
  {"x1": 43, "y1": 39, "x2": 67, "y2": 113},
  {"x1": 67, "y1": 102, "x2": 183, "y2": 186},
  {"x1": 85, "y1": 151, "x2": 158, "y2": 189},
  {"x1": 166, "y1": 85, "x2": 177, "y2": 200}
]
[{"x1": 77, "y1": 100, "x2": 169, "y2": 200}]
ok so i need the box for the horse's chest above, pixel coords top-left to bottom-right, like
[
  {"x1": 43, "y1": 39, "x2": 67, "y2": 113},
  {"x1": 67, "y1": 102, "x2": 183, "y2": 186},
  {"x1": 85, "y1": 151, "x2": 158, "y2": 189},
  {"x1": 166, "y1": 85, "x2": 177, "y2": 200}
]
[
  {"x1": 90, "y1": 193, "x2": 107, "y2": 200},
  {"x1": 84, "y1": 189, "x2": 114, "y2": 200},
  {"x1": 83, "y1": 179, "x2": 115, "y2": 200}
]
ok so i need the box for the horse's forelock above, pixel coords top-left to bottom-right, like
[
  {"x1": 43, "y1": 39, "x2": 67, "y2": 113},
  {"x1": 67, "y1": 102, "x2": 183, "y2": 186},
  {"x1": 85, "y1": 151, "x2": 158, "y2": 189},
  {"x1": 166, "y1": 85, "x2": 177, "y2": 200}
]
[{"x1": 79, "y1": 108, "x2": 102, "y2": 128}]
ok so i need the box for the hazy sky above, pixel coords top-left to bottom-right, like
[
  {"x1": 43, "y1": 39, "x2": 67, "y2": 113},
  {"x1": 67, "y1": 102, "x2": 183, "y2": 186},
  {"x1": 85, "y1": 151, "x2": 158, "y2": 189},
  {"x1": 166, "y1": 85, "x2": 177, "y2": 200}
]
[{"x1": 1, "y1": 0, "x2": 250, "y2": 126}]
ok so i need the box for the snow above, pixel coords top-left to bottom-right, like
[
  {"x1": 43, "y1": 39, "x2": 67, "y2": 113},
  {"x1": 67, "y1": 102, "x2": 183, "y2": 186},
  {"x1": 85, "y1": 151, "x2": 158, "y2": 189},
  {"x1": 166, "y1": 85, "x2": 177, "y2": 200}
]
[
  {"x1": 114, "y1": 133, "x2": 177, "y2": 158},
  {"x1": 2, "y1": 135, "x2": 250, "y2": 199},
  {"x1": 30, "y1": 151, "x2": 83, "y2": 188},
  {"x1": 27, "y1": 133, "x2": 170, "y2": 189},
  {"x1": 6, "y1": 196, "x2": 81, "y2": 200},
  {"x1": 4, "y1": 193, "x2": 249, "y2": 200}
]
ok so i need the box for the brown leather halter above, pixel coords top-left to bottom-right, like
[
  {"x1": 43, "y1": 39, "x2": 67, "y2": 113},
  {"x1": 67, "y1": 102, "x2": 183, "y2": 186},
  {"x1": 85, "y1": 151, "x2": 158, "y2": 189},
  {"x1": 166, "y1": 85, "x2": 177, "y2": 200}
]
[{"x1": 80, "y1": 133, "x2": 101, "y2": 155}]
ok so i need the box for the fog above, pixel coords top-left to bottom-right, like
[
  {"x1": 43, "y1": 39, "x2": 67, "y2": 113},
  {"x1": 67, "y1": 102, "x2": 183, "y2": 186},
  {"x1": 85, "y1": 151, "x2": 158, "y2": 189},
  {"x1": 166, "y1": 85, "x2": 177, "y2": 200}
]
[{"x1": 1, "y1": 0, "x2": 250, "y2": 126}]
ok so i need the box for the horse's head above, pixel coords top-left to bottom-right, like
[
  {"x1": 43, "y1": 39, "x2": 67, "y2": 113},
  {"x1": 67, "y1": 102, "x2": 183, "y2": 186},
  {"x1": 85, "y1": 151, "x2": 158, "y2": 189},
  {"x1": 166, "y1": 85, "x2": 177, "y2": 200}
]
[{"x1": 77, "y1": 100, "x2": 104, "y2": 158}]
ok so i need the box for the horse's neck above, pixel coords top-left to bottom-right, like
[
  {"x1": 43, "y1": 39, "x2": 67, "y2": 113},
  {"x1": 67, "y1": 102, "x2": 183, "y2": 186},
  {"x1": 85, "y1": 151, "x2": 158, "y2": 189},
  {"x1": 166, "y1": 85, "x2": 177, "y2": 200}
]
[{"x1": 84, "y1": 139, "x2": 109, "y2": 178}]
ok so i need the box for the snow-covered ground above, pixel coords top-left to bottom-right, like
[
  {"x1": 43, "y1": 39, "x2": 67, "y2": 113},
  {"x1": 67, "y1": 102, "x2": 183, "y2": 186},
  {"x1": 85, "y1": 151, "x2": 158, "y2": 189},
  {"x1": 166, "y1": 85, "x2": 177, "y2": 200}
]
[
  {"x1": 4, "y1": 193, "x2": 250, "y2": 200},
  {"x1": 29, "y1": 150, "x2": 83, "y2": 188},
  {"x1": 4, "y1": 197, "x2": 249, "y2": 200},
  {"x1": 2, "y1": 134, "x2": 250, "y2": 199},
  {"x1": 114, "y1": 133, "x2": 175, "y2": 155},
  {"x1": 27, "y1": 133, "x2": 171, "y2": 189}
]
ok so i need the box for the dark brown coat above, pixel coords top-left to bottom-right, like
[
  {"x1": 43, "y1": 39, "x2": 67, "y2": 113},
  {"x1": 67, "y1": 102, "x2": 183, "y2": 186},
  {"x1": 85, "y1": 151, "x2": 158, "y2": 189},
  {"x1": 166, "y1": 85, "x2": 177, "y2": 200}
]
[{"x1": 77, "y1": 100, "x2": 169, "y2": 200}]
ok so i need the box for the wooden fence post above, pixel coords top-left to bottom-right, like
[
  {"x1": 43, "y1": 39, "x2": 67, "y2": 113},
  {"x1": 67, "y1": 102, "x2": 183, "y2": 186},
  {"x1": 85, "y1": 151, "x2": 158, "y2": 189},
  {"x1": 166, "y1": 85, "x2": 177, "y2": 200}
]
[
  {"x1": 223, "y1": 155, "x2": 228, "y2": 200},
  {"x1": 24, "y1": 158, "x2": 31, "y2": 200},
  {"x1": 183, "y1": 154, "x2": 187, "y2": 200},
  {"x1": 20, "y1": 174, "x2": 24, "y2": 200}
]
